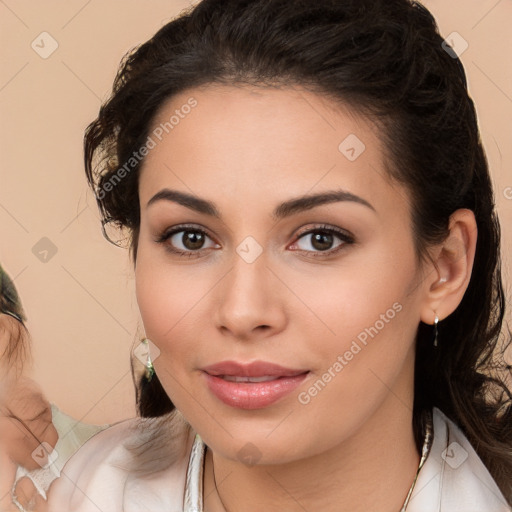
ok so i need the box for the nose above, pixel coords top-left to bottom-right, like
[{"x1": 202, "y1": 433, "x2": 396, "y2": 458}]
[{"x1": 213, "y1": 249, "x2": 287, "y2": 341}]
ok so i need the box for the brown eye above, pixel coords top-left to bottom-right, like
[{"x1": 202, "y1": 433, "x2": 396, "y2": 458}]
[
  {"x1": 310, "y1": 232, "x2": 335, "y2": 251},
  {"x1": 156, "y1": 225, "x2": 220, "y2": 256},
  {"x1": 180, "y1": 231, "x2": 206, "y2": 250},
  {"x1": 290, "y1": 225, "x2": 354, "y2": 257}
]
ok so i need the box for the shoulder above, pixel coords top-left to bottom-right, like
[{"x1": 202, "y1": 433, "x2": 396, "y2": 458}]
[
  {"x1": 407, "y1": 407, "x2": 510, "y2": 512},
  {"x1": 46, "y1": 410, "x2": 196, "y2": 512}
]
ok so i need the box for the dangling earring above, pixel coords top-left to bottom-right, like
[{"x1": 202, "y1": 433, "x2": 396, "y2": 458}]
[
  {"x1": 432, "y1": 313, "x2": 439, "y2": 347},
  {"x1": 142, "y1": 337, "x2": 155, "y2": 381}
]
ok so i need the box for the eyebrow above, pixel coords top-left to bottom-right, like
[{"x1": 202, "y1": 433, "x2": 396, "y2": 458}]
[{"x1": 146, "y1": 188, "x2": 376, "y2": 220}]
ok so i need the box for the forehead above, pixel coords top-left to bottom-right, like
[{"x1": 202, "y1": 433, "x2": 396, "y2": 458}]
[{"x1": 139, "y1": 84, "x2": 408, "y2": 218}]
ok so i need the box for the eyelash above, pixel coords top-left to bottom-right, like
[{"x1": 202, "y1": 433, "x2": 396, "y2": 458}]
[{"x1": 154, "y1": 223, "x2": 355, "y2": 259}]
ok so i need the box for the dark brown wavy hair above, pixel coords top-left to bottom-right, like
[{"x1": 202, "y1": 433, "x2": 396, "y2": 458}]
[{"x1": 83, "y1": 0, "x2": 512, "y2": 501}]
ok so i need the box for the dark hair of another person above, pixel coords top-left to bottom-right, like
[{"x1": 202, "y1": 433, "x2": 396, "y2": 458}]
[
  {"x1": 83, "y1": 0, "x2": 512, "y2": 501},
  {"x1": 0, "y1": 264, "x2": 30, "y2": 374}
]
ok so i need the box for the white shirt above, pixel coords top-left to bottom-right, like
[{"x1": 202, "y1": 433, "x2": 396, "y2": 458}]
[{"x1": 45, "y1": 407, "x2": 510, "y2": 512}]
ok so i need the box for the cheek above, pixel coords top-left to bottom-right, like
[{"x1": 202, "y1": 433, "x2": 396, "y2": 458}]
[
  {"x1": 299, "y1": 247, "x2": 420, "y2": 398},
  {"x1": 134, "y1": 249, "x2": 216, "y2": 398},
  {"x1": 135, "y1": 249, "x2": 209, "y2": 341},
  {"x1": 293, "y1": 298, "x2": 418, "y2": 452},
  {"x1": 291, "y1": 247, "x2": 417, "y2": 351},
  {"x1": 305, "y1": 284, "x2": 416, "y2": 392}
]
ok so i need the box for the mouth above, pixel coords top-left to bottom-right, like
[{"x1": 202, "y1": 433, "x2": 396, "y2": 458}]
[
  {"x1": 216, "y1": 375, "x2": 298, "y2": 383},
  {"x1": 200, "y1": 361, "x2": 310, "y2": 409},
  {"x1": 201, "y1": 360, "x2": 308, "y2": 378}
]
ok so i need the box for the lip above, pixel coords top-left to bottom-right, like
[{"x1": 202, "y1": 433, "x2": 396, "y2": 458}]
[
  {"x1": 201, "y1": 360, "x2": 310, "y2": 410},
  {"x1": 201, "y1": 360, "x2": 308, "y2": 378}
]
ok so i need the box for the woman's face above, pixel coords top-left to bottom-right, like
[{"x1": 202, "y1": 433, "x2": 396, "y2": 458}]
[{"x1": 135, "y1": 84, "x2": 431, "y2": 463}]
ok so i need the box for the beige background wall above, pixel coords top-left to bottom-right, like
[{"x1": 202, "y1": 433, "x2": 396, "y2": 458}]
[{"x1": 1, "y1": 0, "x2": 511, "y2": 425}]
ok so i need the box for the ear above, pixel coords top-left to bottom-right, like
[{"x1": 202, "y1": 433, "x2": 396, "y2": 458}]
[{"x1": 419, "y1": 208, "x2": 478, "y2": 325}]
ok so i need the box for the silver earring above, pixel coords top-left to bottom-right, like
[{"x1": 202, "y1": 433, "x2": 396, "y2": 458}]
[
  {"x1": 142, "y1": 337, "x2": 155, "y2": 381},
  {"x1": 433, "y1": 313, "x2": 439, "y2": 347}
]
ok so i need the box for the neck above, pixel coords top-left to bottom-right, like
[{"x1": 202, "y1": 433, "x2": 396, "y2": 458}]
[{"x1": 203, "y1": 381, "x2": 420, "y2": 512}]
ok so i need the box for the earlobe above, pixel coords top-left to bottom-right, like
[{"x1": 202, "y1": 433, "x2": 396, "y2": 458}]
[{"x1": 420, "y1": 208, "x2": 478, "y2": 325}]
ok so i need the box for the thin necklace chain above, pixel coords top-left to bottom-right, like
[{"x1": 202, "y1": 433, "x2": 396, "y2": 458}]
[{"x1": 212, "y1": 458, "x2": 230, "y2": 512}]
